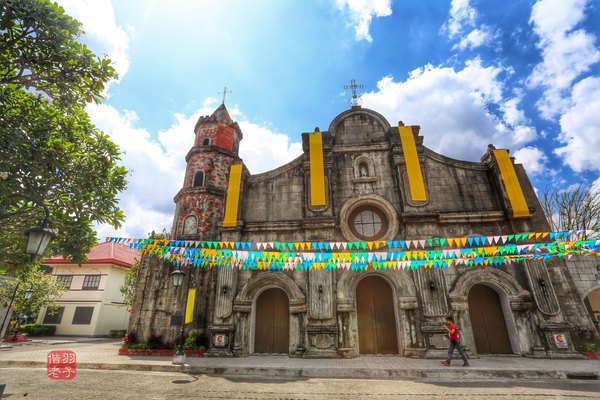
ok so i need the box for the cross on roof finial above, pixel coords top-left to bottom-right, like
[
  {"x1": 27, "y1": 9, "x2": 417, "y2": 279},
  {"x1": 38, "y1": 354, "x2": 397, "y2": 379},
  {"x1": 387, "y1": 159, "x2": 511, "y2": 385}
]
[
  {"x1": 218, "y1": 86, "x2": 232, "y2": 105},
  {"x1": 343, "y1": 79, "x2": 364, "y2": 107}
]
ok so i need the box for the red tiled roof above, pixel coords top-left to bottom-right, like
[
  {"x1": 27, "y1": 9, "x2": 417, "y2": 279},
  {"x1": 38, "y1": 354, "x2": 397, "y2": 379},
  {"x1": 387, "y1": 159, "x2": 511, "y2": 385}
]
[{"x1": 43, "y1": 242, "x2": 139, "y2": 268}]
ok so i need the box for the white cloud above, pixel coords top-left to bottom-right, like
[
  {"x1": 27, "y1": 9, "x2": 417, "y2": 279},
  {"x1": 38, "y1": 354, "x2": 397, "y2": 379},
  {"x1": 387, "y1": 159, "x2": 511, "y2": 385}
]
[
  {"x1": 336, "y1": 0, "x2": 392, "y2": 42},
  {"x1": 90, "y1": 100, "x2": 302, "y2": 239},
  {"x1": 554, "y1": 77, "x2": 600, "y2": 173},
  {"x1": 55, "y1": 0, "x2": 131, "y2": 80},
  {"x1": 527, "y1": 0, "x2": 600, "y2": 119},
  {"x1": 443, "y1": 0, "x2": 476, "y2": 39},
  {"x1": 238, "y1": 123, "x2": 303, "y2": 174},
  {"x1": 455, "y1": 27, "x2": 494, "y2": 51},
  {"x1": 361, "y1": 59, "x2": 537, "y2": 161},
  {"x1": 513, "y1": 146, "x2": 548, "y2": 175},
  {"x1": 443, "y1": 0, "x2": 496, "y2": 51}
]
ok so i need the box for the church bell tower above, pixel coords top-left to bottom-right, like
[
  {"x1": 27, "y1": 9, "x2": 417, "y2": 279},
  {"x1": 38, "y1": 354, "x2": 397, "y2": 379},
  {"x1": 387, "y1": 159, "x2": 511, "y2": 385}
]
[{"x1": 172, "y1": 102, "x2": 243, "y2": 240}]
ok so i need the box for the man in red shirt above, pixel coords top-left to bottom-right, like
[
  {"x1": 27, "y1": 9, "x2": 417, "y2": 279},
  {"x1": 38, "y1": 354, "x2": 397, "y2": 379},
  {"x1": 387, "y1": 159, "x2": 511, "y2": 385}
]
[{"x1": 441, "y1": 316, "x2": 469, "y2": 367}]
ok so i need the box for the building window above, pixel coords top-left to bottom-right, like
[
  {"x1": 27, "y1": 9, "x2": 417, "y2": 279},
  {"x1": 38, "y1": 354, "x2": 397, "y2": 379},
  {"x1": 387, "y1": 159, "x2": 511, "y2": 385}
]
[
  {"x1": 193, "y1": 171, "x2": 205, "y2": 187},
  {"x1": 349, "y1": 205, "x2": 388, "y2": 240},
  {"x1": 182, "y1": 215, "x2": 197, "y2": 235},
  {"x1": 72, "y1": 307, "x2": 94, "y2": 325},
  {"x1": 55, "y1": 275, "x2": 73, "y2": 289},
  {"x1": 202, "y1": 138, "x2": 210, "y2": 146},
  {"x1": 82, "y1": 275, "x2": 101, "y2": 290},
  {"x1": 42, "y1": 307, "x2": 65, "y2": 324}
]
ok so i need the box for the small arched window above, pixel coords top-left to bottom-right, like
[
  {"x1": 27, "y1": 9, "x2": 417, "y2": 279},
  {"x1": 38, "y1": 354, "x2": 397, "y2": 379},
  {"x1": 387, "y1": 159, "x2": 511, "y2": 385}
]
[
  {"x1": 202, "y1": 138, "x2": 210, "y2": 146},
  {"x1": 193, "y1": 171, "x2": 205, "y2": 187}
]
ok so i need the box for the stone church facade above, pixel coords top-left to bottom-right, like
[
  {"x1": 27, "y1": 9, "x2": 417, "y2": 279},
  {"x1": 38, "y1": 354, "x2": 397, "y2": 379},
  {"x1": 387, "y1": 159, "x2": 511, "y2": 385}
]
[{"x1": 129, "y1": 103, "x2": 595, "y2": 358}]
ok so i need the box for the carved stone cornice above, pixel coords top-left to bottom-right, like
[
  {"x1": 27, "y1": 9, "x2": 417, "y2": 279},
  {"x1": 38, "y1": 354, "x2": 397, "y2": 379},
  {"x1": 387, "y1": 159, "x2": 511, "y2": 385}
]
[
  {"x1": 397, "y1": 297, "x2": 419, "y2": 310},
  {"x1": 290, "y1": 298, "x2": 307, "y2": 314},
  {"x1": 337, "y1": 298, "x2": 354, "y2": 313},
  {"x1": 232, "y1": 299, "x2": 252, "y2": 313}
]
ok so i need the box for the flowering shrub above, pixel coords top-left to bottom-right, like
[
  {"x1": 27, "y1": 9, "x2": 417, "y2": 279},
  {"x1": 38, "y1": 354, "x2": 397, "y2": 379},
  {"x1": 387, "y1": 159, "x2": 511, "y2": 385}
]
[
  {"x1": 572, "y1": 327, "x2": 600, "y2": 352},
  {"x1": 145, "y1": 333, "x2": 164, "y2": 349},
  {"x1": 183, "y1": 329, "x2": 207, "y2": 351},
  {"x1": 2, "y1": 334, "x2": 32, "y2": 343}
]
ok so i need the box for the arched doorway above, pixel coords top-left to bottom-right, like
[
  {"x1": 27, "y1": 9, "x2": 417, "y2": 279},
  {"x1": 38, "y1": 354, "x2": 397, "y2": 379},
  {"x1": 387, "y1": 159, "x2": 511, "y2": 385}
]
[
  {"x1": 468, "y1": 284, "x2": 512, "y2": 354},
  {"x1": 356, "y1": 275, "x2": 399, "y2": 354},
  {"x1": 583, "y1": 288, "x2": 600, "y2": 327},
  {"x1": 254, "y1": 288, "x2": 289, "y2": 354}
]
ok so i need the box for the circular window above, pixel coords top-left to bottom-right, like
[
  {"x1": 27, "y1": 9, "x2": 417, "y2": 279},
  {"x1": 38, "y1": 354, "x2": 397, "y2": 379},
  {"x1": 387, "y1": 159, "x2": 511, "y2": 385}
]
[{"x1": 349, "y1": 206, "x2": 388, "y2": 240}]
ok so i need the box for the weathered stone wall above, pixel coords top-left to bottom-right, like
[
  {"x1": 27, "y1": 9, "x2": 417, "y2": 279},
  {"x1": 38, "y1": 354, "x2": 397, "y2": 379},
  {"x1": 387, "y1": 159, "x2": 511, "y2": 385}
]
[
  {"x1": 566, "y1": 255, "x2": 600, "y2": 301},
  {"x1": 241, "y1": 158, "x2": 306, "y2": 223}
]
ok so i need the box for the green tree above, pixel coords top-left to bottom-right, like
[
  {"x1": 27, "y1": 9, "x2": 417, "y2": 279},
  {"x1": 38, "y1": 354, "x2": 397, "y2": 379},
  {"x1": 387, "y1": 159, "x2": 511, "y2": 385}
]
[
  {"x1": 119, "y1": 229, "x2": 169, "y2": 307},
  {"x1": 0, "y1": 267, "x2": 66, "y2": 323},
  {"x1": 0, "y1": 0, "x2": 128, "y2": 268},
  {"x1": 120, "y1": 259, "x2": 139, "y2": 308}
]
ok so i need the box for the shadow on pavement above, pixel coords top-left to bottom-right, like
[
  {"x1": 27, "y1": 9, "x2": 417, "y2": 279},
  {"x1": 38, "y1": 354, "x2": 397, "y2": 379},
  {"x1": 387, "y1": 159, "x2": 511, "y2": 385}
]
[
  {"x1": 215, "y1": 375, "x2": 310, "y2": 384},
  {"x1": 171, "y1": 373, "x2": 200, "y2": 384},
  {"x1": 426, "y1": 378, "x2": 600, "y2": 393}
]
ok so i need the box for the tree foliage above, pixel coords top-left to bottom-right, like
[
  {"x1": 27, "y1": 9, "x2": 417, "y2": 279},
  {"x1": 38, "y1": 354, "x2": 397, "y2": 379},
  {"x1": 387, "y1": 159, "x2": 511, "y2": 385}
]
[
  {"x1": 119, "y1": 229, "x2": 170, "y2": 307},
  {"x1": 120, "y1": 259, "x2": 139, "y2": 308},
  {"x1": 0, "y1": 0, "x2": 128, "y2": 268},
  {"x1": 540, "y1": 183, "x2": 600, "y2": 235},
  {"x1": 0, "y1": 267, "x2": 66, "y2": 319}
]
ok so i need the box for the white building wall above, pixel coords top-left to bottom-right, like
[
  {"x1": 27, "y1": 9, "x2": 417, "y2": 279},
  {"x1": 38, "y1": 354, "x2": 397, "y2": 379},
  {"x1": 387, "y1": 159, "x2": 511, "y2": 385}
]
[{"x1": 36, "y1": 263, "x2": 130, "y2": 336}]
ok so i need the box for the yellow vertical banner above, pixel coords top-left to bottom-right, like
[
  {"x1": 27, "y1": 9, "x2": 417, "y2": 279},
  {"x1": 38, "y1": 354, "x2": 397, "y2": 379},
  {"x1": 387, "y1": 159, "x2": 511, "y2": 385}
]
[
  {"x1": 398, "y1": 125, "x2": 427, "y2": 202},
  {"x1": 185, "y1": 287, "x2": 196, "y2": 324},
  {"x1": 493, "y1": 149, "x2": 530, "y2": 217},
  {"x1": 309, "y1": 132, "x2": 326, "y2": 206},
  {"x1": 223, "y1": 164, "x2": 243, "y2": 227}
]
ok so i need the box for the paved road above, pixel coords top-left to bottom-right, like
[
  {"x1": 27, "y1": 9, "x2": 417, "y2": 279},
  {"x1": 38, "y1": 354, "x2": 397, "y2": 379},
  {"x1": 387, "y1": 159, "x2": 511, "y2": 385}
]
[{"x1": 1, "y1": 368, "x2": 599, "y2": 400}]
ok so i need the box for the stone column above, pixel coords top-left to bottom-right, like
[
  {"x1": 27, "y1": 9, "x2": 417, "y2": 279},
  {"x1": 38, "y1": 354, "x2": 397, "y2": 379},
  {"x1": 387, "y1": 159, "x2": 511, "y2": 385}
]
[
  {"x1": 398, "y1": 297, "x2": 425, "y2": 357},
  {"x1": 336, "y1": 298, "x2": 357, "y2": 358}
]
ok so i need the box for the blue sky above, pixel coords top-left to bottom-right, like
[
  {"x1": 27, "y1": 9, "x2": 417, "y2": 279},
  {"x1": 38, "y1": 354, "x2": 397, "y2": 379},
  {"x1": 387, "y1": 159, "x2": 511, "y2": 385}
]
[{"x1": 55, "y1": 0, "x2": 600, "y2": 239}]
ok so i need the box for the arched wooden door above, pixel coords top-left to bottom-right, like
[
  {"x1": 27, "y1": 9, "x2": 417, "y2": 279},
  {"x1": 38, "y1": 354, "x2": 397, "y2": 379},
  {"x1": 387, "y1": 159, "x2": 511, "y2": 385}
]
[
  {"x1": 468, "y1": 284, "x2": 512, "y2": 354},
  {"x1": 254, "y1": 288, "x2": 289, "y2": 354},
  {"x1": 356, "y1": 276, "x2": 399, "y2": 354}
]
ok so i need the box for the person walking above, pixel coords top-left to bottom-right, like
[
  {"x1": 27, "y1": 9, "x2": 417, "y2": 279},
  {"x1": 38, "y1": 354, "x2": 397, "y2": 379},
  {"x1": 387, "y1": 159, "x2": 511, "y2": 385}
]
[{"x1": 441, "y1": 316, "x2": 469, "y2": 367}]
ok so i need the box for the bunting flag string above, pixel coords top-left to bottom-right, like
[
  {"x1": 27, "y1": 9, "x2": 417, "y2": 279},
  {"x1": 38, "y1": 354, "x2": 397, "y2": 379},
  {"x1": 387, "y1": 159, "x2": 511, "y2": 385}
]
[{"x1": 106, "y1": 229, "x2": 600, "y2": 271}]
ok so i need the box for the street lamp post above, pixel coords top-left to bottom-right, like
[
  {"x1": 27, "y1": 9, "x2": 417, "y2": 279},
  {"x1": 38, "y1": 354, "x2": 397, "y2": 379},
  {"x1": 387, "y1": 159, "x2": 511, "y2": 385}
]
[
  {"x1": 0, "y1": 194, "x2": 54, "y2": 338},
  {"x1": 19, "y1": 288, "x2": 35, "y2": 328},
  {"x1": 171, "y1": 268, "x2": 186, "y2": 365}
]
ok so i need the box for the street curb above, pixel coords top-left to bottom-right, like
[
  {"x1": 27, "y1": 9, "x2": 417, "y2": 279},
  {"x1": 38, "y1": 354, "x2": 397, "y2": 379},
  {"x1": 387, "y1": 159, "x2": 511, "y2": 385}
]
[{"x1": 2, "y1": 360, "x2": 598, "y2": 380}]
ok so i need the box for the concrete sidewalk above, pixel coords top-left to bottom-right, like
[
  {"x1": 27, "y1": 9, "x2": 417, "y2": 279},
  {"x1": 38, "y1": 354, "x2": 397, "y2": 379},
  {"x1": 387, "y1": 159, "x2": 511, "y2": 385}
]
[{"x1": 1, "y1": 337, "x2": 599, "y2": 380}]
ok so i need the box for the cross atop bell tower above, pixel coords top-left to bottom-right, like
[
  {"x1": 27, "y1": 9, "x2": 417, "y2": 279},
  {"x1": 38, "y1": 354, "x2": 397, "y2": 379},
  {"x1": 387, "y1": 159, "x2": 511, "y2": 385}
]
[{"x1": 218, "y1": 86, "x2": 232, "y2": 105}]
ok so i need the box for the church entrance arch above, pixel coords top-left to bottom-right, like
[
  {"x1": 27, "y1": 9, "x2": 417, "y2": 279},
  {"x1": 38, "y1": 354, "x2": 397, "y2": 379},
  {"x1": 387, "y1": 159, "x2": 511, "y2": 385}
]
[
  {"x1": 583, "y1": 287, "x2": 600, "y2": 327},
  {"x1": 356, "y1": 275, "x2": 399, "y2": 354},
  {"x1": 254, "y1": 288, "x2": 289, "y2": 354},
  {"x1": 468, "y1": 284, "x2": 512, "y2": 354}
]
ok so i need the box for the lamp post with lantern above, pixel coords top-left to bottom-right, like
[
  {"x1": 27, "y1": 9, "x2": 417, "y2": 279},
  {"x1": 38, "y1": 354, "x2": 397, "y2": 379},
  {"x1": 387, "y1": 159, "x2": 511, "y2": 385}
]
[
  {"x1": 171, "y1": 268, "x2": 187, "y2": 365},
  {"x1": 0, "y1": 194, "x2": 54, "y2": 337}
]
